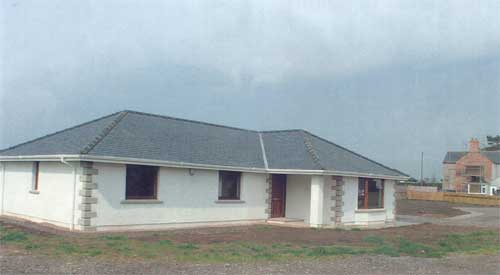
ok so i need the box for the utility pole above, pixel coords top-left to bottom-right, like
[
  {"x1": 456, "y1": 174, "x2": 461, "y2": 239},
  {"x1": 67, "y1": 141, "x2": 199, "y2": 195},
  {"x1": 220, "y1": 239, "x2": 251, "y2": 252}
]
[{"x1": 420, "y1": 152, "x2": 424, "y2": 186}]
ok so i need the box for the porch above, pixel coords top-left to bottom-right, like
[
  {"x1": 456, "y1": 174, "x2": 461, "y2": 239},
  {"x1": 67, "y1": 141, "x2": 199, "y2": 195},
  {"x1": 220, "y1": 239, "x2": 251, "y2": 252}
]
[
  {"x1": 264, "y1": 174, "x2": 396, "y2": 228},
  {"x1": 265, "y1": 174, "x2": 339, "y2": 228}
]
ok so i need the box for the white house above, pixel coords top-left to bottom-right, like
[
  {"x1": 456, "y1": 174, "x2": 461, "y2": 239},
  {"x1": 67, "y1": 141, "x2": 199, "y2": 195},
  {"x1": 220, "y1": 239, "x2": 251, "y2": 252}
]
[{"x1": 0, "y1": 110, "x2": 408, "y2": 232}]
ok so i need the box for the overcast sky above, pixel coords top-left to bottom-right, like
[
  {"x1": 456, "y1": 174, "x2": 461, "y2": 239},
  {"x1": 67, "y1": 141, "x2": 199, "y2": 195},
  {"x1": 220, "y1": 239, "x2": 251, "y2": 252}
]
[{"x1": 1, "y1": 0, "x2": 499, "y2": 179}]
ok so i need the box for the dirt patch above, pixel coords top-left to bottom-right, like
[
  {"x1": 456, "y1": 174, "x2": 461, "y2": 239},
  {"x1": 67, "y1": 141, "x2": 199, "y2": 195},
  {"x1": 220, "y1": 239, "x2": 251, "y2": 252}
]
[
  {"x1": 2, "y1": 253, "x2": 500, "y2": 275},
  {"x1": 133, "y1": 223, "x2": 481, "y2": 246},
  {"x1": 397, "y1": 199, "x2": 470, "y2": 217},
  {"x1": 1, "y1": 217, "x2": 480, "y2": 247}
]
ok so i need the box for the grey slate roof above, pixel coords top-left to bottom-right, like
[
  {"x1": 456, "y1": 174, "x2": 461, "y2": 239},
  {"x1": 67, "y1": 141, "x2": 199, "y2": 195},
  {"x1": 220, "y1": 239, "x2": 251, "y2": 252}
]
[
  {"x1": 0, "y1": 110, "x2": 408, "y2": 177},
  {"x1": 443, "y1": 151, "x2": 500, "y2": 164}
]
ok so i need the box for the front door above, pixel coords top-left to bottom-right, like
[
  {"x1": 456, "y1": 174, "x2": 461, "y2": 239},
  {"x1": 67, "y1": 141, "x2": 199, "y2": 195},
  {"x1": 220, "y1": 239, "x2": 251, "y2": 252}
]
[{"x1": 271, "y1": 174, "x2": 286, "y2": 218}]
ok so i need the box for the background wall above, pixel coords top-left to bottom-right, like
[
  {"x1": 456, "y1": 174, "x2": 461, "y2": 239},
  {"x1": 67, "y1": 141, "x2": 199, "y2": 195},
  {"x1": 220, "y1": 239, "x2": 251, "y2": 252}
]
[
  {"x1": 1, "y1": 161, "x2": 75, "y2": 228},
  {"x1": 93, "y1": 163, "x2": 268, "y2": 229},
  {"x1": 442, "y1": 163, "x2": 456, "y2": 191}
]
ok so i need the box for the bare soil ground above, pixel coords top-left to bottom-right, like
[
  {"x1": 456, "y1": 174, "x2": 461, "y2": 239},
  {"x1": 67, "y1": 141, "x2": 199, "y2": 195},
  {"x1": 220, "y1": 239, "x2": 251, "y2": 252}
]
[
  {"x1": 0, "y1": 217, "x2": 480, "y2": 246},
  {"x1": 1, "y1": 253, "x2": 499, "y2": 275},
  {"x1": 397, "y1": 199, "x2": 470, "y2": 218}
]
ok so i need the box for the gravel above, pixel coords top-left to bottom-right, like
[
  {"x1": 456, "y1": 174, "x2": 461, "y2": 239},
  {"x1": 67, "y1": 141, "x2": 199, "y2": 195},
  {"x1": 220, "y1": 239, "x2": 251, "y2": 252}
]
[{"x1": 1, "y1": 253, "x2": 499, "y2": 275}]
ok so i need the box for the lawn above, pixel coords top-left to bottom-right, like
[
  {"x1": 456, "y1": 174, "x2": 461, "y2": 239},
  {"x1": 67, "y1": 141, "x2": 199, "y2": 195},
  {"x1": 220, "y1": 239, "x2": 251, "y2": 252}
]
[{"x1": 1, "y1": 222, "x2": 499, "y2": 263}]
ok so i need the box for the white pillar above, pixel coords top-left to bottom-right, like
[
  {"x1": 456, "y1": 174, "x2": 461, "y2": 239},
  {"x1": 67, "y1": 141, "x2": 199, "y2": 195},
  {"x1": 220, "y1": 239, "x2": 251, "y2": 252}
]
[{"x1": 309, "y1": 175, "x2": 325, "y2": 227}]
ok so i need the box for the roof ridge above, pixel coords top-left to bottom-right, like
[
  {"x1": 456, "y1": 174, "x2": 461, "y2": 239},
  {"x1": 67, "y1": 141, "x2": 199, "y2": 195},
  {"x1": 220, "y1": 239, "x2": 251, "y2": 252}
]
[
  {"x1": 302, "y1": 131, "x2": 325, "y2": 170},
  {"x1": 124, "y1": 110, "x2": 258, "y2": 133},
  {"x1": 80, "y1": 111, "x2": 129, "y2": 154},
  {"x1": 304, "y1": 130, "x2": 409, "y2": 177},
  {"x1": 260, "y1": 129, "x2": 303, "y2": 133},
  {"x1": 0, "y1": 111, "x2": 124, "y2": 154}
]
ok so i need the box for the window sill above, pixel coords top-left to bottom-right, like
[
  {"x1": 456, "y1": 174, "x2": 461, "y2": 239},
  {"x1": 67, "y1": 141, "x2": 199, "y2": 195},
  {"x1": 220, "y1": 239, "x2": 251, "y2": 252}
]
[
  {"x1": 215, "y1": 200, "x2": 245, "y2": 204},
  {"x1": 120, "y1": 199, "x2": 163, "y2": 204},
  {"x1": 29, "y1": 190, "x2": 40, "y2": 195},
  {"x1": 355, "y1": 208, "x2": 385, "y2": 213}
]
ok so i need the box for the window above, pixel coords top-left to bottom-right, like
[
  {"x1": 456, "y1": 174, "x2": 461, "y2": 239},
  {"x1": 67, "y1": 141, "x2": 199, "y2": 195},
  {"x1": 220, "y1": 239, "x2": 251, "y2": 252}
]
[
  {"x1": 32, "y1": 161, "x2": 40, "y2": 191},
  {"x1": 218, "y1": 171, "x2": 241, "y2": 200},
  {"x1": 469, "y1": 176, "x2": 481, "y2": 183},
  {"x1": 126, "y1": 165, "x2": 158, "y2": 200},
  {"x1": 464, "y1": 166, "x2": 482, "y2": 176},
  {"x1": 358, "y1": 178, "x2": 384, "y2": 209},
  {"x1": 481, "y1": 185, "x2": 487, "y2": 194}
]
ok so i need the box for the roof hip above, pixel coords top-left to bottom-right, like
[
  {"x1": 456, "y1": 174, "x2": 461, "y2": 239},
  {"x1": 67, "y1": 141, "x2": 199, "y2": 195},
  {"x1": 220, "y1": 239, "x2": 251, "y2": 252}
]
[
  {"x1": 302, "y1": 131, "x2": 325, "y2": 170},
  {"x1": 80, "y1": 111, "x2": 128, "y2": 154}
]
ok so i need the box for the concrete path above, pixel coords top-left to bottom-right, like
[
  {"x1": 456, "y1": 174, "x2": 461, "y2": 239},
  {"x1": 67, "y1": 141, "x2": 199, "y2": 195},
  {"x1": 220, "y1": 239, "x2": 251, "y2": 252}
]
[{"x1": 397, "y1": 206, "x2": 500, "y2": 229}]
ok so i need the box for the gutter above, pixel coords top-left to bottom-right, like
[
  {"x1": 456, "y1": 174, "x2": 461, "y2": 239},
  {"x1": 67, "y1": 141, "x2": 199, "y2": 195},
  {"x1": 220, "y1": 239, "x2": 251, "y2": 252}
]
[{"x1": 0, "y1": 154, "x2": 409, "y2": 181}]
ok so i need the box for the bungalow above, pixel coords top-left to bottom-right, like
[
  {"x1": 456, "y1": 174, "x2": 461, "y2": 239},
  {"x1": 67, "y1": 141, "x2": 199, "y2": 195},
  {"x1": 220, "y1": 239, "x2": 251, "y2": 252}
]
[{"x1": 0, "y1": 110, "x2": 408, "y2": 232}]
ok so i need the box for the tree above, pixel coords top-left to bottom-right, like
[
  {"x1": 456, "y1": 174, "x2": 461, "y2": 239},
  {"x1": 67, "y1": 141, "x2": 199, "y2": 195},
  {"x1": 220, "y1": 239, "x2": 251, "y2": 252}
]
[{"x1": 484, "y1": 135, "x2": 500, "y2": 151}]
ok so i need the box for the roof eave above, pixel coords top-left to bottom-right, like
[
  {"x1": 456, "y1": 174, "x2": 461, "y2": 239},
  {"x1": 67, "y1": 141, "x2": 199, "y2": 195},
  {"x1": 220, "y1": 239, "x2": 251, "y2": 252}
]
[
  {"x1": 0, "y1": 154, "x2": 409, "y2": 180},
  {"x1": 0, "y1": 154, "x2": 82, "y2": 162}
]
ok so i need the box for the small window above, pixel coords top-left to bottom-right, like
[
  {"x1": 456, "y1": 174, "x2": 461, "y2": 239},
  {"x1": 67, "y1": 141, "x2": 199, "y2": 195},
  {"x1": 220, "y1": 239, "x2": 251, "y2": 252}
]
[
  {"x1": 218, "y1": 171, "x2": 241, "y2": 200},
  {"x1": 32, "y1": 161, "x2": 40, "y2": 191},
  {"x1": 126, "y1": 165, "x2": 158, "y2": 200},
  {"x1": 358, "y1": 178, "x2": 384, "y2": 209},
  {"x1": 469, "y1": 176, "x2": 481, "y2": 183}
]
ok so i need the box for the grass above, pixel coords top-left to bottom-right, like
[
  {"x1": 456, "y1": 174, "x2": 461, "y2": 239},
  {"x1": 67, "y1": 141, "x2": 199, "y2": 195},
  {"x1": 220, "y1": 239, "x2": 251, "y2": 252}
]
[
  {"x1": 362, "y1": 235, "x2": 385, "y2": 245},
  {"x1": 1, "y1": 224, "x2": 499, "y2": 263}
]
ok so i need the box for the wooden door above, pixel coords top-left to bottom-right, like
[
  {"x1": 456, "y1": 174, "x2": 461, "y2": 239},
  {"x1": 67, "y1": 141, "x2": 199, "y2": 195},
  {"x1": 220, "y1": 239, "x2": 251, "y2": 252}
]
[{"x1": 271, "y1": 174, "x2": 286, "y2": 218}]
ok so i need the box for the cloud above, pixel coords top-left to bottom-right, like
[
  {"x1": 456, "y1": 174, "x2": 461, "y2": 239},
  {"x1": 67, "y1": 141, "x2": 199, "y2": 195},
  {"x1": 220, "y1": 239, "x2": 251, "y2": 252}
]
[
  {"x1": 1, "y1": 0, "x2": 499, "y2": 178},
  {"x1": 2, "y1": 0, "x2": 500, "y2": 85}
]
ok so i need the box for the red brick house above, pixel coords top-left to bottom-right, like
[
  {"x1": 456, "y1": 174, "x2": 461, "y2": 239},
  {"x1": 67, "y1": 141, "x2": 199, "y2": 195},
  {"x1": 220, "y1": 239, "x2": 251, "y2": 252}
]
[{"x1": 443, "y1": 139, "x2": 500, "y2": 195}]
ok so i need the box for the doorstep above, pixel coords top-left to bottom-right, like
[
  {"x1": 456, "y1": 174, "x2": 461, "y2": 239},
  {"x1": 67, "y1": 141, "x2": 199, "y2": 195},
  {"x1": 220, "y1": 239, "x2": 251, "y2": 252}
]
[{"x1": 266, "y1": 217, "x2": 309, "y2": 228}]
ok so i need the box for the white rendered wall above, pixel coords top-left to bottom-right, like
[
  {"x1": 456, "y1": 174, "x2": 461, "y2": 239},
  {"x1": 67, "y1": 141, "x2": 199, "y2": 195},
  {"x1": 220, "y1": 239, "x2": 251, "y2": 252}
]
[
  {"x1": 384, "y1": 180, "x2": 396, "y2": 221},
  {"x1": 93, "y1": 163, "x2": 268, "y2": 230},
  {"x1": 342, "y1": 177, "x2": 358, "y2": 224},
  {"x1": 341, "y1": 177, "x2": 395, "y2": 225},
  {"x1": 284, "y1": 175, "x2": 311, "y2": 223},
  {"x1": 309, "y1": 175, "x2": 328, "y2": 227},
  {"x1": 1, "y1": 162, "x2": 75, "y2": 228}
]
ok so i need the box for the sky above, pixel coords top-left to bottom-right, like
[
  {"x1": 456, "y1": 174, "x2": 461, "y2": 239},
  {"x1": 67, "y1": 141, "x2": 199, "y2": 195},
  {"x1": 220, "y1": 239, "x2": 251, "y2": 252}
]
[{"x1": 1, "y1": 0, "x2": 499, "y2": 179}]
